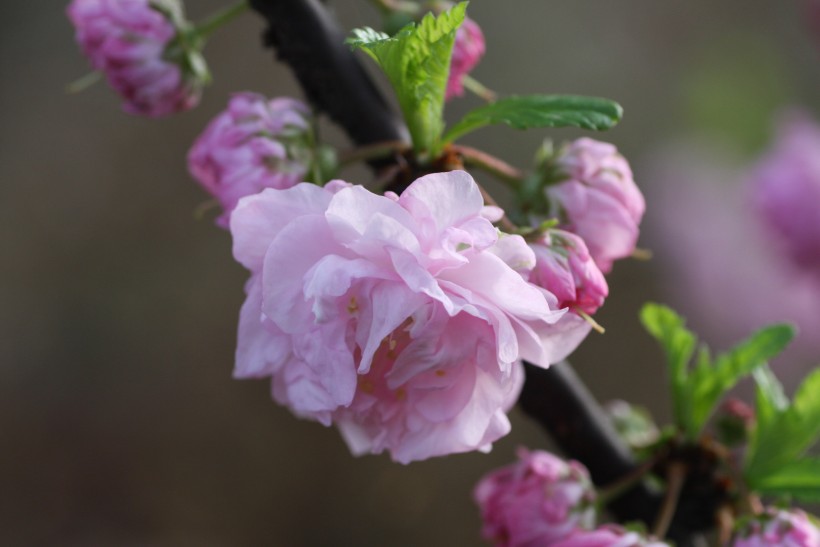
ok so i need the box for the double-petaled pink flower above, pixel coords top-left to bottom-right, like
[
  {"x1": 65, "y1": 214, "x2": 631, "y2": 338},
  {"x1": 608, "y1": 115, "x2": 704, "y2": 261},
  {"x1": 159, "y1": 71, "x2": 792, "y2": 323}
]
[
  {"x1": 731, "y1": 508, "x2": 820, "y2": 547},
  {"x1": 545, "y1": 138, "x2": 645, "y2": 273},
  {"x1": 473, "y1": 448, "x2": 597, "y2": 546},
  {"x1": 230, "y1": 171, "x2": 589, "y2": 463},
  {"x1": 446, "y1": 16, "x2": 486, "y2": 100},
  {"x1": 751, "y1": 111, "x2": 820, "y2": 278},
  {"x1": 67, "y1": 0, "x2": 204, "y2": 117},
  {"x1": 188, "y1": 93, "x2": 312, "y2": 227}
]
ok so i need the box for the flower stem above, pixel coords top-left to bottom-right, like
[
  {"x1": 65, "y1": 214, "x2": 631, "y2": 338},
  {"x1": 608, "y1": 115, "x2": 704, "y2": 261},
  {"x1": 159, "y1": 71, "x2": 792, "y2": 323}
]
[
  {"x1": 338, "y1": 140, "x2": 410, "y2": 167},
  {"x1": 476, "y1": 184, "x2": 518, "y2": 233},
  {"x1": 194, "y1": 0, "x2": 249, "y2": 40},
  {"x1": 597, "y1": 453, "x2": 663, "y2": 508},
  {"x1": 462, "y1": 74, "x2": 497, "y2": 102},
  {"x1": 66, "y1": 71, "x2": 102, "y2": 94},
  {"x1": 653, "y1": 461, "x2": 687, "y2": 539},
  {"x1": 452, "y1": 144, "x2": 524, "y2": 190}
]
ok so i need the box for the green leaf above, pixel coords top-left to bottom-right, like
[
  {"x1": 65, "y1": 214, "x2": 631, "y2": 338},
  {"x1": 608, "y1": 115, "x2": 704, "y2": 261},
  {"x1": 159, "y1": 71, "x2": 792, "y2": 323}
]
[
  {"x1": 751, "y1": 458, "x2": 820, "y2": 502},
  {"x1": 640, "y1": 303, "x2": 697, "y2": 436},
  {"x1": 746, "y1": 368, "x2": 820, "y2": 482},
  {"x1": 347, "y1": 2, "x2": 467, "y2": 155},
  {"x1": 688, "y1": 324, "x2": 794, "y2": 438},
  {"x1": 443, "y1": 94, "x2": 623, "y2": 143}
]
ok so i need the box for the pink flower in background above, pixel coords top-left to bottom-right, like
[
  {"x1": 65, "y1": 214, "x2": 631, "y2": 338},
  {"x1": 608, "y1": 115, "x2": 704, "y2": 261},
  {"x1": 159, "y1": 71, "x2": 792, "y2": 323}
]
[
  {"x1": 446, "y1": 16, "x2": 486, "y2": 100},
  {"x1": 529, "y1": 229, "x2": 609, "y2": 316},
  {"x1": 551, "y1": 525, "x2": 669, "y2": 547},
  {"x1": 751, "y1": 112, "x2": 820, "y2": 278},
  {"x1": 546, "y1": 138, "x2": 645, "y2": 273},
  {"x1": 67, "y1": 0, "x2": 204, "y2": 117},
  {"x1": 188, "y1": 93, "x2": 312, "y2": 227},
  {"x1": 731, "y1": 508, "x2": 820, "y2": 547},
  {"x1": 473, "y1": 448, "x2": 596, "y2": 546},
  {"x1": 230, "y1": 171, "x2": 586, "y2": 463}
]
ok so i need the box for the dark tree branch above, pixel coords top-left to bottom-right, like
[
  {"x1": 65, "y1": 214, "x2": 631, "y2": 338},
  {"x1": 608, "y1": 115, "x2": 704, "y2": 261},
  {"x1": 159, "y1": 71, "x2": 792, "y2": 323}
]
[
  {"x1": 248, "y1": 0, "x2": 407, "y2": 148},
  {"x1": 247, "y1": 2, "x2": 712, "y2": 545}
]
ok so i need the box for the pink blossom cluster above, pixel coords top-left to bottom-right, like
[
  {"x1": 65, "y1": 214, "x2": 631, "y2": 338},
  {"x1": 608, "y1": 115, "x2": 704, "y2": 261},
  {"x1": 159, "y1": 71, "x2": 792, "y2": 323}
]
[
  {"x1": 731, "y1": 508, "x2": 820, "y2": 547},
  {"x1": 474, "y1": 448, "x2": 596, "y2": 546},
  {"x1": 188, "y1": 93, "x2": 312, "y2": 227},
  {"x1": 545, "y1": 138, "x2": 645, "y2": 273},
  {"x1": 67, "y1": 0, "x2": 202, "y2": 117},
  {"x1": 751, "y1": 111, "x2": 820, "y2": 278},
  {"x1": 230, "y1": 171, "x2": 594, "y2": 463},
  {"x1": 473, "y1": 448, "x2": 668, "y2": 547},
  {"x1": 551, "y1": 526, "x2": 669, "y2": 547},
  {"x1": 446, "y1": 16, "x2": 486, "y2": 100}
]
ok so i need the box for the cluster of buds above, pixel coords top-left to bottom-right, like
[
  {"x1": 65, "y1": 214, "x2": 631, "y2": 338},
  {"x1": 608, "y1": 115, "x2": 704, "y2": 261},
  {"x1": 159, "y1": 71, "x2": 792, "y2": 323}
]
[
  {"x1": 474, "y1": 448, "x2": 668, "y2": 546},
  {"x1": 67, "y1": 0, "x2": 209, "y2": 117},
  {"x1": 731, "y1": 508, "x2": 820, "y2": 546}
]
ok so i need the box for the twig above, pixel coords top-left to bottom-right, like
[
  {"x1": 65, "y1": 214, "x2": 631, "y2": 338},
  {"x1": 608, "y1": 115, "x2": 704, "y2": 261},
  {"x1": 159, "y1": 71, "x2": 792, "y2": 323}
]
[
  {"x1": 452, "y1": 144, "x2": 524, "y2": 189},
  {"x1": 338, "y1": 140, "x2": 410, "y2": 167},
  {"x1": 476, "y1": 184, "x2": 517, "y2": 233},
  {"x1": 653, "y1": 461, "x2": 687, "y2": 540}
]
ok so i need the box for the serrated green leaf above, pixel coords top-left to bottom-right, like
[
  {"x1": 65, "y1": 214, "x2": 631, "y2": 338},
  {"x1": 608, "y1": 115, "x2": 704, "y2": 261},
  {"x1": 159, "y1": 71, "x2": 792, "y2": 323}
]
[
  {"x1": 746, "y1": 368, "x2": 820, "y2": 482},
  {"x1": 751, "y1": 458, "x2": 820, "y2": 502},
  {"x1": 640, "y1": 303, "x2": 697, "y2": 436},
  {"x1": 442, "y1": 94, "x2": 623, "y2": 143},
  {"x1": 688, "y1": 324, "x2": 794, "y2": 437},
  {"x1": 347, "y1": 2, "x2": 467, "y2": 155}
]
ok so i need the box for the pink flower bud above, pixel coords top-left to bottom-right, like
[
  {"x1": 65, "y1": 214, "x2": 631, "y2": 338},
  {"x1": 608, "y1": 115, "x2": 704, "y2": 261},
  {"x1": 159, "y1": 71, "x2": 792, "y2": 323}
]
[
  {"x1": 529, "y1": 229, "x2": 609, "y2": 316},
  {"x1": 551, "y1": 525, "x2": 669, "y2": 547},
  {"x1": 546, "y1": 138, "x2": 645, "y2": 273},
  {"x1": 446, "y1": 16, "x2": 486, "y2": 100},
  {"x1": 67, "y1": 0, "x2": 204, "y2": 117},
  {"x1": 230, "y1": 171, "x2": 584, "y2": 463},
  {"x1": 188, "y1": 93, "x2": 312, "y2": 227},
  {"x1": 473, "y1": 448, "x2": 596, "y2": 546},
  {"x1": 732, "y1": 508, "x2": 820, "y2": 546},
  {"x1": 751, "y1": 111, "x2": 820, "y2": 278}
]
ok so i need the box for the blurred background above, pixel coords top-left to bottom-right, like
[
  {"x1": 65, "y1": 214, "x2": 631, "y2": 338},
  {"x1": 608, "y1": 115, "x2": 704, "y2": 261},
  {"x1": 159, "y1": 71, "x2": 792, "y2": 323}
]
[{"x1": 1, "y1": 1, "x2": 819, "y2": 545}]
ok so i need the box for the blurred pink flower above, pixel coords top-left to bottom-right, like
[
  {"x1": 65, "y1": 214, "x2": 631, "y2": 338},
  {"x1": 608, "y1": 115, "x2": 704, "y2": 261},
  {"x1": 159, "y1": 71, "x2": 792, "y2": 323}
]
[
  {"x1": 230, "y1": 171, "x2": 589, "y2": 463},
  {"x1": 473, "y1": 448, "x2": 596, "y2": 546},
  {"x1": 446, "y1": 16, "x2": 486, "y2": 100},
  {"x1": 529, "y1": 229, "x2": 609, "y2": 316},
  {"x1": 751, "y1": 112, "x2": 820, "y2": 277},
  {"x1": 188, "y1": 93, "x2": 311, "y2": 227},
  {"x1": 732, "y1": 508, "x2": 820, "y2": 547},
  {"x1": 546, "y1": 138, "x2": 645, "y2": 273},
  {"x1": 646, "y1": 136, "x2": 820, "y2": 383},
  {"x1": 67, "y1": 0, "x2": 204, "y2": 117},
  {"x1": 551, "y1": 525, "x2": 669, "y2": 547}
]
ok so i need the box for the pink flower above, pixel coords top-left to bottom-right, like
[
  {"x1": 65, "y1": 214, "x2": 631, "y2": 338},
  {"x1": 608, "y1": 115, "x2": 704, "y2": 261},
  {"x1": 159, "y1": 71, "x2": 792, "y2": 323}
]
[
  {"x1": 732, "y1": 508, "x2": 820, "y2": 547},
  {"x1": 446, "y1": 16, "x2": 486, "y2": 100},
  {"x1": 751, "y1": 111, "x2": 820, "y2": 278},
  {"x1": 188, "y1": 93, "x2": 312, "y2": 227},
  {"x1": 230, "y1": 171, "x2": 587, "y2": 463},
  {"x1": 546, "y1": 138, "x2": 645, "y2": 273},
  {"x1": 67, "y1": 0, "x2": 204, "y2": 117},
  {"x1": 551, "y1": 526, "x2": 669, "y2": 547},
  {"x1": 473, "y1": 448, "x2": 596, "y2": 546},
  {"x1": 528, "y1": 229, "x2": 609, "y2": 316}
]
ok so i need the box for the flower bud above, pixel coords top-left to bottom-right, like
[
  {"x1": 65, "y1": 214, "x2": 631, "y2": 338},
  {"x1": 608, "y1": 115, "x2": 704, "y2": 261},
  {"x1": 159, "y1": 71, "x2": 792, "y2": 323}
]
[
  {"x1": 473, "y1": 448, "x2": 596, "y2": 546},
  {"x1": 446, "y1": 16, "x2": 486, "y2": 100},
  {"x1": 528, "y1": 229, "x2": 608, "y2": 316},
  {"x1": 551, "y1": 525, "x2": 669, "y2": 547},
  {"x1": 544, "y1": 138, "x2": 645, "y2": 273},
  {"x1": 751, "y1": 111, "x2": 820, "y2": 278},
  {"x1": 732, "y1": 508, "x2": 820, "y2": 546},
  {"x1": 67, "y1": 0, "x2": 207, "y2": 117},
  {"x1": 188, "y1": 93, "x2": 312, "y2": 227}
]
